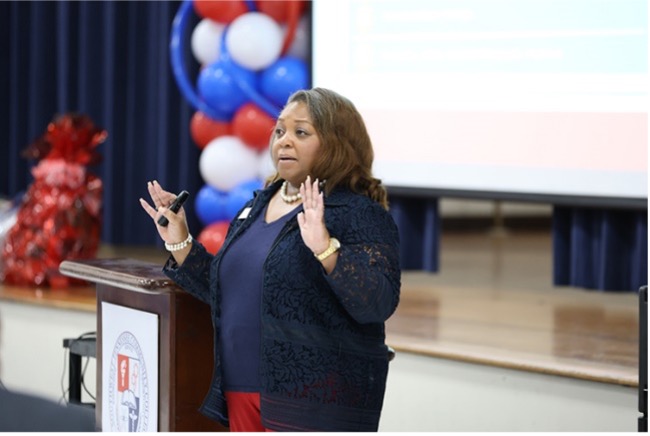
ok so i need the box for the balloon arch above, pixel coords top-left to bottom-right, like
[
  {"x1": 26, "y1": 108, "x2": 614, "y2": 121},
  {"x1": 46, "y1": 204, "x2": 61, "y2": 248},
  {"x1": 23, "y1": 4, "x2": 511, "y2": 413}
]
[{"x1": 170, "y1": 0, "x2": 309, "y2": 253}]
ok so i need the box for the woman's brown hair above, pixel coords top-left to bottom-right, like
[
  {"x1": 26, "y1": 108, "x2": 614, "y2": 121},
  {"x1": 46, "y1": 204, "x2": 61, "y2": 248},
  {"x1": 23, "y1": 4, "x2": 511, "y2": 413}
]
[{"x1": 267, "y1": 88, "x2": 389, "y2": 209}]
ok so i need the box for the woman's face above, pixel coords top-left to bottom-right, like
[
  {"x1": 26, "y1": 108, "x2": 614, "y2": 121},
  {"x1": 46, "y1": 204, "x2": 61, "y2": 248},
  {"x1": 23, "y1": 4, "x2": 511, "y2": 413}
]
[{"x1": 271, "y1": 101, "x2": 321, "y2": 188}]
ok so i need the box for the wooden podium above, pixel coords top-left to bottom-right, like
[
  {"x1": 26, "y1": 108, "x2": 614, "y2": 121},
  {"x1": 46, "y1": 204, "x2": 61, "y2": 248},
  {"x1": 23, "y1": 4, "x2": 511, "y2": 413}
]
[{"x1": 60, "y1": 258, "x2": 226, "y2": 432}]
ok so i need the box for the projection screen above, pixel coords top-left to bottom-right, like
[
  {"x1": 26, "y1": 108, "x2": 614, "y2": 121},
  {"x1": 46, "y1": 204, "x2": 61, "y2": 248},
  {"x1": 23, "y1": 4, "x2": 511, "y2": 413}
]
[{"x1": 311, "y1": 0, "x2": 648, "y2": 206}]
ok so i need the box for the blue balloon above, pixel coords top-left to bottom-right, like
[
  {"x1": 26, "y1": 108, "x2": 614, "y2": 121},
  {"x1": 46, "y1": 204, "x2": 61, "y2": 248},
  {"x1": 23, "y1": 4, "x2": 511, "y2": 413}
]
[
  {"x1": 198, "y1": 60, "x2": 257, "y2": 118},
  {"x1": 169, "y1": 0, "x2": 230, "y2": 121},
  {"x1": 230, "y1": 67, "x2": 281, "y2": 119},
  {"x1": 217, "y1": 28, "x2": 281, "y2": 119},
  {"x1": 260, "y1": 57, "x2": 309, "y2": 108},
  {"x1": 170, "y1": 2, "x2": 280, "y2": 121},
  {"x1": 224, "y1": 179, "x2": 263, "y2": 219},
  {"x1": 195, "y1": 184, "x2": 230, "y2": 225},
  {"x1": 243, "y1": 0, "x2": 257, "y2": 11}
]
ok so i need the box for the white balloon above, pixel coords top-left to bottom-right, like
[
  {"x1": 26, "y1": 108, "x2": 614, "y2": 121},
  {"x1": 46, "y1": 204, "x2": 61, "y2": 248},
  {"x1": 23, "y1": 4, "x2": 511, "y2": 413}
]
[
  {"x1": 200, "y1": 136, "x2": 259, "y2": 191},
  {"x1": 257, "y1": 148, "x2": 276, "y2": 180},
  {"x1": 226, "y1": 12, "x2": 283, "y2": 71},
  {"x1": 284, "y1": 14, "x2": 311, "y2": 61},
  {"x1": 191, "y1": 19, "x2": 224, "y2": 66}
]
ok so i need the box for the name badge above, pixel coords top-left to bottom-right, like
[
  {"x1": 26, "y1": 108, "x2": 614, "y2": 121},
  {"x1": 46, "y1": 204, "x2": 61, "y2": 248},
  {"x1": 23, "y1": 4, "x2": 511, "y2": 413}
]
[{"x1": 238, "y1": 207, "x2": 252, "y2": 219}]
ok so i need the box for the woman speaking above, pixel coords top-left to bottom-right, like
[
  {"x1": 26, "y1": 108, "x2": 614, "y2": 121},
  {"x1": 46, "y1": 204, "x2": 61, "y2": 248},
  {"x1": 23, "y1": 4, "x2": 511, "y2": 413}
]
[{"x1": 140, "y1": 87, "x2": 401, "y2": 432}]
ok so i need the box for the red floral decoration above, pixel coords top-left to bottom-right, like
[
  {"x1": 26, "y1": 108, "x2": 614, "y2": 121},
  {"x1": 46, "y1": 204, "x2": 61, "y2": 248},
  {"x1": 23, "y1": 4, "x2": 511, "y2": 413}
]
[{"x1": 1, "y1": 114, "x2": 107, "y2": 287}]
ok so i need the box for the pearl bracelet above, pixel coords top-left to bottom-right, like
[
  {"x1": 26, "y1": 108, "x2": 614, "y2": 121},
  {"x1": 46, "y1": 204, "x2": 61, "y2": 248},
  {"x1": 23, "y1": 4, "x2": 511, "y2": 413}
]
[{"x1": 164, "y1": 234, "x2": 192, "y2": 252}]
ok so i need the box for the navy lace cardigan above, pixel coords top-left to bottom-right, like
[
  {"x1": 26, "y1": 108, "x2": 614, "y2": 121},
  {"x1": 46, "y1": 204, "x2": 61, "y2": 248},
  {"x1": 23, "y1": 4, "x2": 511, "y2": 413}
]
[{"x1": 163, "y1": 180, "x2": 401, "y2": 431}]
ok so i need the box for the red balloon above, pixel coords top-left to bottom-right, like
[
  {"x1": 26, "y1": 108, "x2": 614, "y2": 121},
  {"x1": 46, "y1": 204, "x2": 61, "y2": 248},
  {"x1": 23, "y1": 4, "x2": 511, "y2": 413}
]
[
  {"x1": 232, "y1": 103, "x2": 276, "y2": 151},
  {"x1": 193, "y1": 0, "x2": 248, "y2": 24},
  {"x1": 190, "y1": 111, "x2": 231, "y2": 149},
  {"x1": 255, "y1": 1, "x2": 307, "y2": 23},
  {"x1": 197, "y1": 221, "x2": 230, "y2": 255}
]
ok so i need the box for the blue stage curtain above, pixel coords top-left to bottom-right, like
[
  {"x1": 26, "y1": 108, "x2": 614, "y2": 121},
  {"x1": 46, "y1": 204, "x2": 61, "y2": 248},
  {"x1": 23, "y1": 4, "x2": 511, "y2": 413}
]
[
  {"x1": 0, "y1": 0, "x2": 202, "y2": 245},
  {"x1": 388, "y1": 195, "x2": 440, "y2": 272},
  {"x1": 553, "y1": 206, "x2": 648, "y2": 292}
]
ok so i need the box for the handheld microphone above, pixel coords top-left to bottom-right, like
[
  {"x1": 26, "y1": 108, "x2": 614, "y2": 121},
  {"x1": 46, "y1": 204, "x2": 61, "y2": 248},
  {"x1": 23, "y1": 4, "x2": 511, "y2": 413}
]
[{"x1": 157, "y1": 190, "x2": 189, "y2": 227}]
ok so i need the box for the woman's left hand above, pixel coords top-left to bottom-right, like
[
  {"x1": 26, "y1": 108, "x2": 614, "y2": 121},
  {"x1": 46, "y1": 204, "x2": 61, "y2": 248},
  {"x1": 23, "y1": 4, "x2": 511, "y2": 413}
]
[{"x1": 297, "y1": 175, "x2": 331, "y2": 256}]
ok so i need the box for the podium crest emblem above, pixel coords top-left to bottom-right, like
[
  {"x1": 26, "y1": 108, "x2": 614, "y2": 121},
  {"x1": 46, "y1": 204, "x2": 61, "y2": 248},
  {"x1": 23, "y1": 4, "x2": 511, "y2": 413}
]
[{"x1": 107, "y1": 331, "x2": 151, "y2": 432}]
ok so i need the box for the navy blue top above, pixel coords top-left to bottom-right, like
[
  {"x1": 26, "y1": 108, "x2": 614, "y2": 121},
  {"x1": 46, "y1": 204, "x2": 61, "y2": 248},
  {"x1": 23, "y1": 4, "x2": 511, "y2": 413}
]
[{"x1": 218, "y1": 204, "x2": 300, "y2": 392}]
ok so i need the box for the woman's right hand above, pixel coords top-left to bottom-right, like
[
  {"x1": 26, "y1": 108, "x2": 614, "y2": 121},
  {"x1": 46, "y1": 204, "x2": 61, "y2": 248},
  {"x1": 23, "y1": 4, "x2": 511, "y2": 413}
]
[{"x1": 139, "y1": 180, "x2": 190, "y2": 247}]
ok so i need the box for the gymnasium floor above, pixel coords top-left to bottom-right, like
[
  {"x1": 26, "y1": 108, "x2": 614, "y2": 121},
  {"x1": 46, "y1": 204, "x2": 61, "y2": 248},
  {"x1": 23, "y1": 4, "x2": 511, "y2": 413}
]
[{"x1": 388, "y1": 227, "x2": 639, "y2": 387}]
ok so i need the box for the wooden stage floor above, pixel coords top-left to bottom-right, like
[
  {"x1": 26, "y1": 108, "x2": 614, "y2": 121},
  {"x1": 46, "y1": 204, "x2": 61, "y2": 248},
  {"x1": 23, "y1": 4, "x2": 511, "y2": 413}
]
[
  {"x1": 386, "y1": 228, "x2": 640, "y2": 387},
  {"x1": 0, "y1": 228, "x2": 640, "y2": 387}
]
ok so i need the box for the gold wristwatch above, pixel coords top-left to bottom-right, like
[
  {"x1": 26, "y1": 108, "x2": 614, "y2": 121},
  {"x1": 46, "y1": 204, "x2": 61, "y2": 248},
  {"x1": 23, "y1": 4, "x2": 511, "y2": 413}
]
[{"x1": 315, "y1": 237, "x2": 341, "y2": 261}]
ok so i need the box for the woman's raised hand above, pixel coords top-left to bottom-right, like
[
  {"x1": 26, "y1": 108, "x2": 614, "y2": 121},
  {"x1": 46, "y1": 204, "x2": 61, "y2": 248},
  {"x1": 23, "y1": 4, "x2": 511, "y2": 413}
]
[
  {"x1": 139, "y1": 180, "x2": 190, "y2": 245},
  {"x1": 297, "y1": 175, "x2": 330, "y2": 256}
]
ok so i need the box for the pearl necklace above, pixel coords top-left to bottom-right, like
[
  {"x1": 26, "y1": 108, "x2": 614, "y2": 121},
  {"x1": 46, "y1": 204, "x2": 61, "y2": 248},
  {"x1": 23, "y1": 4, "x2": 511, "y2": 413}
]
[{"x1": 280, "y1": 181, "x2": 302, "y2": 203}]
